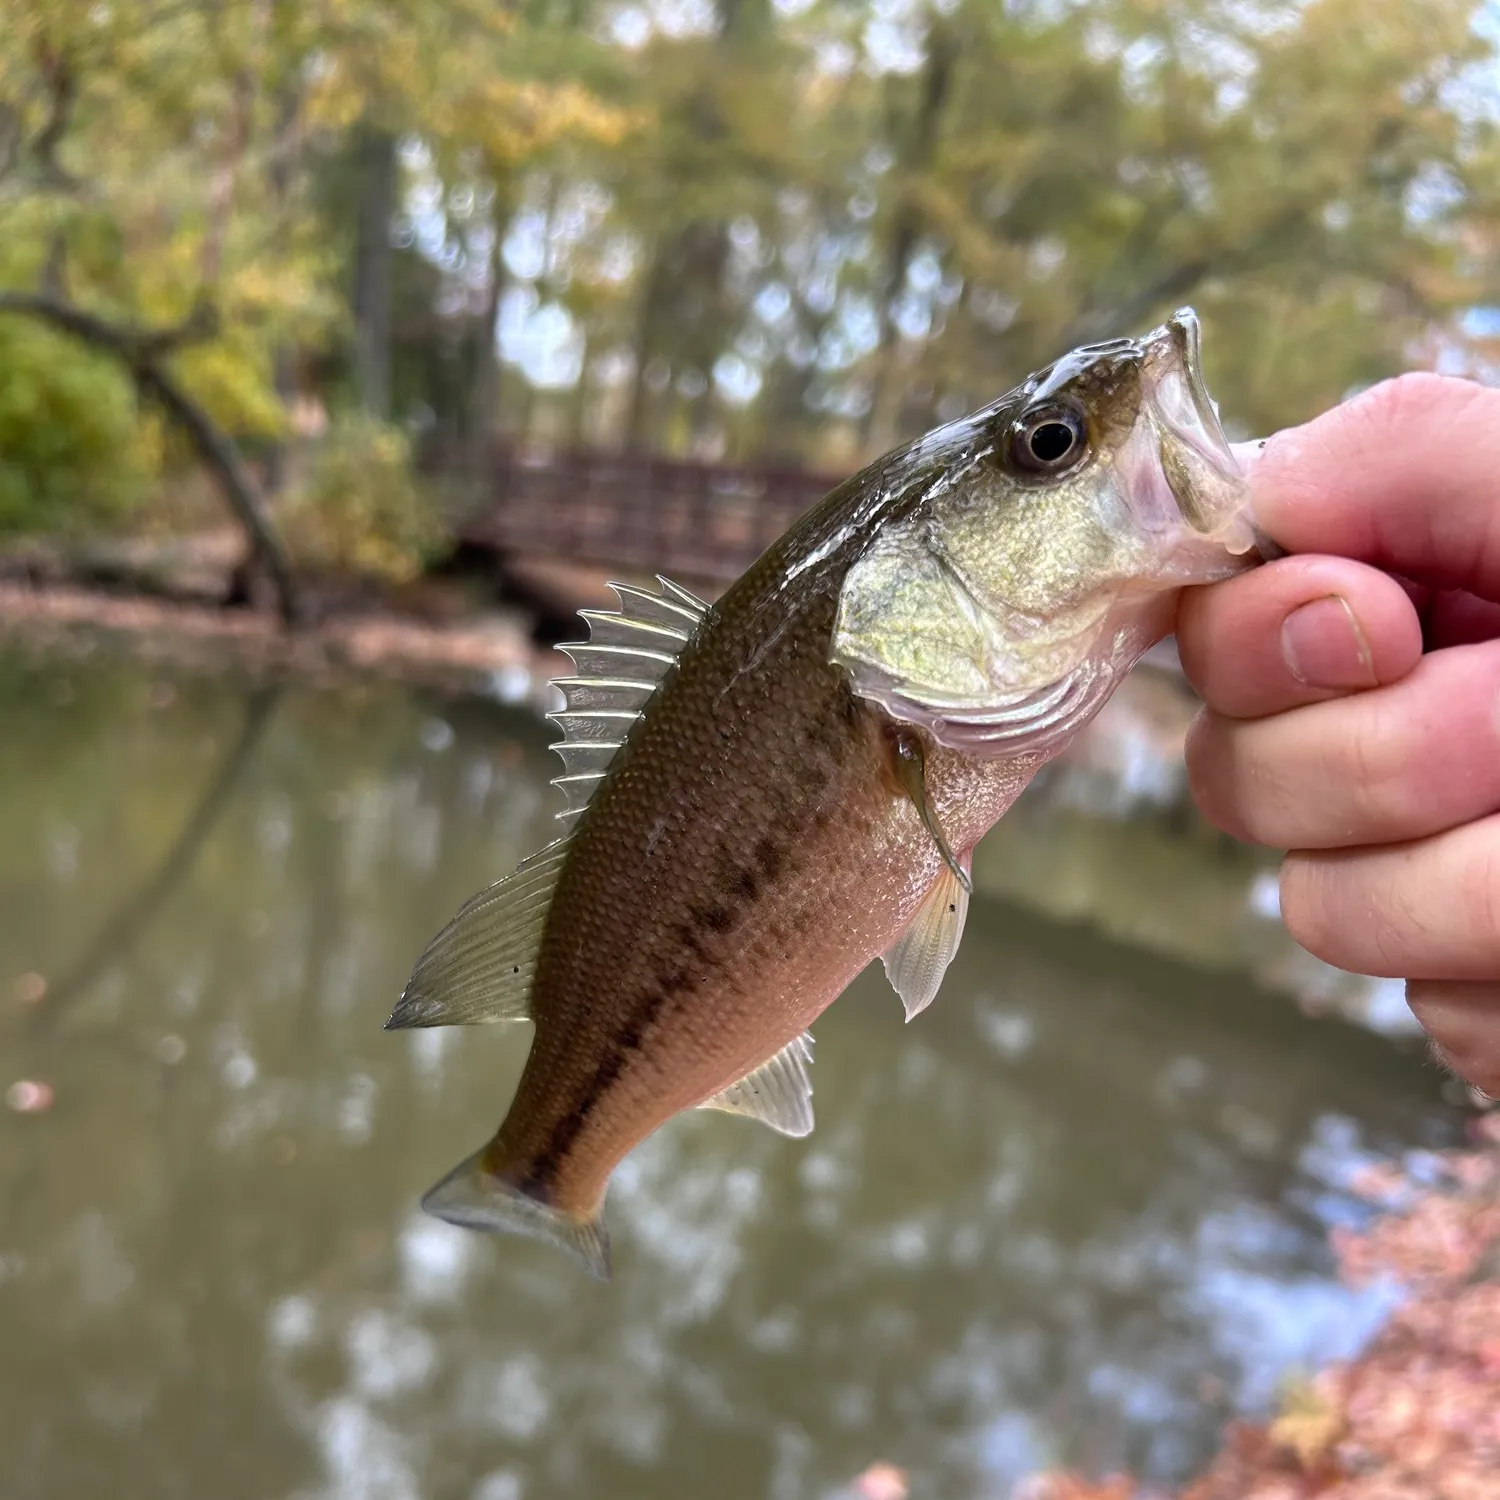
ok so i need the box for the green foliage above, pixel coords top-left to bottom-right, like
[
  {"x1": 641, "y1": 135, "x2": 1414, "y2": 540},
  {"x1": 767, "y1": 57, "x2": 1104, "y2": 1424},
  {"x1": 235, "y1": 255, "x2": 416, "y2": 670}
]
[
  {"x1": 0, "y1": 0, "x2": 630, "y2": 550},
  {"x1": 279, "y1": 414, "x2": 443, "y2": 585},
  {"x1": 0, "y1": 315, "x2": 147, "y2": 535},
  {"x1": 1, "y1": 0, "x2": 1498, "y2": 553}
]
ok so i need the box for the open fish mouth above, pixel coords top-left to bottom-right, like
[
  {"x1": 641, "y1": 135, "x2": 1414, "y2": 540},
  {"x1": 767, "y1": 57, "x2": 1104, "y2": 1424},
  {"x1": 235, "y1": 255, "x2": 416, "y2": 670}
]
[
  {"x1": 1146, "y1": 309, "x2": 1239, "y2": 481},
  {"x1": 1134, "y1": 307, "x2": 1254, "y2": 546}
]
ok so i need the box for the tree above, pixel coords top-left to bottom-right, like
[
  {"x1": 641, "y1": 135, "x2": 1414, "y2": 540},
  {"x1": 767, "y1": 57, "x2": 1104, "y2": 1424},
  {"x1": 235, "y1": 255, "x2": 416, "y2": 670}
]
[
  {"x1": 1, "y1": 0, "x2": 1496, "y2": 567},
  {"x1": 0, "y1": 0, "x2": 630, "y2": 612}
]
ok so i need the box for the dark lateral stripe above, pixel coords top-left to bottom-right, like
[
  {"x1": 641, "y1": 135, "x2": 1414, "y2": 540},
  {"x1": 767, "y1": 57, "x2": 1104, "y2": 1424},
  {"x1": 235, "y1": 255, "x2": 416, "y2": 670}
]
[
  {"x1": 523, "y1": 820, "x2": 807, "y2": 1185},
  {"x1": 524, "y1": 968, "x2": 692, "y2": 1186}
]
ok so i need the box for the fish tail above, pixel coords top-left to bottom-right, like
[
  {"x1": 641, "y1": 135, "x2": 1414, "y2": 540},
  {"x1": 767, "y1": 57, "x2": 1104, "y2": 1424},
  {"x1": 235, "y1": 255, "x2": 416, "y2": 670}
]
[{"x1": 420, "y1": 1145, "x2": 611, "y2": 1281}]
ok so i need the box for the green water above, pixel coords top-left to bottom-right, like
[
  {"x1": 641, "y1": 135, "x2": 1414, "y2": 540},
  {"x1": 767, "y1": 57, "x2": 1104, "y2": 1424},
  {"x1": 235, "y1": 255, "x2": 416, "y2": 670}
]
[{"x1": 0, "y1": 644, "x2": 1460, "y2": 1500}]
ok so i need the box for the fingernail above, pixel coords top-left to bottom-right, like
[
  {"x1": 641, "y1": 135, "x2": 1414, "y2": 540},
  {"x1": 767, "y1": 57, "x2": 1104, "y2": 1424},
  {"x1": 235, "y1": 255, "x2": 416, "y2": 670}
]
[{"x1": 1280, "y1": 595, "x2": 1376, "y2": 689}]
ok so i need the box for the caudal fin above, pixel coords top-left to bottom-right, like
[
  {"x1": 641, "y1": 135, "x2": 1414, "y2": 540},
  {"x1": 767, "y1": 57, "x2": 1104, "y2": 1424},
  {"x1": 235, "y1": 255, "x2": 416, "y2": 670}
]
[{"x1": 420, "y1": 1147, "x2": 611, "y2": 1281}]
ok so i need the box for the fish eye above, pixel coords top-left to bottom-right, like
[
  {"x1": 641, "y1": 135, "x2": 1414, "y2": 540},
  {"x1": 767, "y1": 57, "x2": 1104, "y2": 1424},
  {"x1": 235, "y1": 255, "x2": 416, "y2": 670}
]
[{"x1": 1009, "y1": 403, "x2": 1087, "y2": 475}]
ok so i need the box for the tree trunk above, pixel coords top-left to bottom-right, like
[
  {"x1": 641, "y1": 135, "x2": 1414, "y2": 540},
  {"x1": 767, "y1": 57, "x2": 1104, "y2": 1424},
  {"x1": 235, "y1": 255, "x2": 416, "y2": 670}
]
[
  {"x1": 860, "y1": 22, "x2": 957, "y2": 456},
  {"x1": 624, "y1": 246, "x2": 668, "y2": 451},
  {"x1": 352, "y1": 127, "x2": 396, "y2": 420},
  {"x1": 467, "y1": 220, "x2": 507, "y2": 474}
]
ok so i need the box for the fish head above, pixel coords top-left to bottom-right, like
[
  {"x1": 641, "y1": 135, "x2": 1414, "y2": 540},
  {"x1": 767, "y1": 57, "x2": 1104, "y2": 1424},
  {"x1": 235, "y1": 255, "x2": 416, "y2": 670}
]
[{"x1": 831, "y1": 307, "x2": 1261, "y2": 758}]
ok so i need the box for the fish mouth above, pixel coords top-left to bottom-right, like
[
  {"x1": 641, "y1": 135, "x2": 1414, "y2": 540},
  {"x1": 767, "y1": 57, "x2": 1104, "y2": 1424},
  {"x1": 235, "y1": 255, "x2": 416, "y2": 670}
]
[
  {"x1": 1144, "y1": 309, "x2": 1240, "y2": 490},
  {"x1": 1128, "y1": 307, "x2": 1257, "y2": 559}
]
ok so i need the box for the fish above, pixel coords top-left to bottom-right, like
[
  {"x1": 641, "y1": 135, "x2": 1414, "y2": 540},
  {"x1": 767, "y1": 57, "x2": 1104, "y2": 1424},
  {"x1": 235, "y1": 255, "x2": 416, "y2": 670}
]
[{"x1": 386, "y1": 307, "x2": 1261, "y2": 1280}]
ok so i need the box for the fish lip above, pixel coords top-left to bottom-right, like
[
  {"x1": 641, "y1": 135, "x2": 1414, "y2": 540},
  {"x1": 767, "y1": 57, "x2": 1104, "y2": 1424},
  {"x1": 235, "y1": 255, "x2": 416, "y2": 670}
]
[{"x1": 1144, "y1": 307, "x2": 1241, "y2": 485}]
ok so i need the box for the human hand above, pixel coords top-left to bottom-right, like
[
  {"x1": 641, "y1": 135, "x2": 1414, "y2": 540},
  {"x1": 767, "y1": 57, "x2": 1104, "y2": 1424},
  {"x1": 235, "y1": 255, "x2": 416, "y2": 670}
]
[{"x1": 1175, "y1": 372, "x2": 1500, "y2": 1096}]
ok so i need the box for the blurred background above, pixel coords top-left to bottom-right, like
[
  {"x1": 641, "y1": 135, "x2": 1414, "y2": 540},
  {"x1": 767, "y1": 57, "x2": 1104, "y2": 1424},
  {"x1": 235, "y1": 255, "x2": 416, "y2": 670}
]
[{"x1": 2, "y1": 1, "x2": 1500, "y2": 1497}]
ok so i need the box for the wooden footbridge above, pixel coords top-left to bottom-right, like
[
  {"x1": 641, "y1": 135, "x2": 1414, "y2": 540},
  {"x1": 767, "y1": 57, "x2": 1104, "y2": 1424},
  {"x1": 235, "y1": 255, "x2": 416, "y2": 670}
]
[
  {"x1": 438, "y1": 443, "x2": 849, "y2": 586},
  {"x1": 427, "y1": 439, "x2": 1191, "y2": 680}
]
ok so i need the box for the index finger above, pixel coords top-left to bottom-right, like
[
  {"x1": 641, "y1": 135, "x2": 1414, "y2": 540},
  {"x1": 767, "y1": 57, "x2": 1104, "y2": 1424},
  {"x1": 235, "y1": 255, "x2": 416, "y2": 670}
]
[{"x1": 1251, "y1": 373, "x2": 1500, "y2": 604}]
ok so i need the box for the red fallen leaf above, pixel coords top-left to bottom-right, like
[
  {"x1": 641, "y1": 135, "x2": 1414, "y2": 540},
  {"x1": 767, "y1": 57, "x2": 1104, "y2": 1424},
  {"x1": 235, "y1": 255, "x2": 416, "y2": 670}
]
[
  {"x1": 1347, "y1": 1162, "x2": 1412, "y2": 1204},
  {"x1": 1028, "y1": 1143, "x2": 1500, "y2": 1500},
  {"x1": 5, "y1": 1079, "x2": 53, "y2": 1113},
  {"x1": 1012, "y1": 1476, "x2": 1136, "y2": 1500},
  {"x1": 11, "y1": 972, "x2": 46, "y2": 1005},
  {"x1": 850, "y1": 1462, "x2": 909, "y2": 1500}
]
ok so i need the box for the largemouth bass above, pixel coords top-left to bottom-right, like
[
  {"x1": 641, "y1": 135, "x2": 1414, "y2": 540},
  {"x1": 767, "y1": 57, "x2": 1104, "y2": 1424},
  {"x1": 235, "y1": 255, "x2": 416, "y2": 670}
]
[{"x1": 388, "y1": 308, "x2": 1259, "y2": 1279}]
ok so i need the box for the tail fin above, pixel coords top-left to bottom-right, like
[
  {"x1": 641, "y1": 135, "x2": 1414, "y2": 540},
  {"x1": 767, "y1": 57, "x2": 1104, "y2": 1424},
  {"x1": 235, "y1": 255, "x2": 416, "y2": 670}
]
[{"x1": 420, "y1": 1147, "x2": 611, "y2": 1281}]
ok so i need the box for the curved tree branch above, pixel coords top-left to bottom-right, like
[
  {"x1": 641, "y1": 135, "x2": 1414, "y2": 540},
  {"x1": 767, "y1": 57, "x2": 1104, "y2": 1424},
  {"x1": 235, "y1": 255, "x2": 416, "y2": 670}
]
[{"x1": 0, "y1": 290, "x2": 302, "y2": 624}]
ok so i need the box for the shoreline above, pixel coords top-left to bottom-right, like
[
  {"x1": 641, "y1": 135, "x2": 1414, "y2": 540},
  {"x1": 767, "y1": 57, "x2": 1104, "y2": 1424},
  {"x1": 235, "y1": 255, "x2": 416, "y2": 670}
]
[{"x1": 0, "y1": 575, "x2": 559, "y2": 706}]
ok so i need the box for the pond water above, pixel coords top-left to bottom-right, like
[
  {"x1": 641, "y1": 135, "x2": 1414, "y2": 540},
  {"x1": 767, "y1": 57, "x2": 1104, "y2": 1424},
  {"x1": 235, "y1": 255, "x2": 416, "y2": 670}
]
[{"x1": 0, "y1": 644, "x2": 1462, "y2": 1500}]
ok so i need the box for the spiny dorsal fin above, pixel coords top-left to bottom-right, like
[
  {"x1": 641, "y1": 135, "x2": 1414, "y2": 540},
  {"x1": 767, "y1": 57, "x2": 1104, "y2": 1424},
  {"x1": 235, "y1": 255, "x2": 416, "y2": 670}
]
[
  {"x1": 548, "y1": 576, "x2": 709, "y2": 825},
  {"x1": 882, "y1": 856, "x2": 971, "y2": 1022},
  {"x1": 698, "y1": 1032, "x2": 815, "y2": 1138},
  {"x1": 385, "y1": 837, "x2": 573, "y2": 1029}
]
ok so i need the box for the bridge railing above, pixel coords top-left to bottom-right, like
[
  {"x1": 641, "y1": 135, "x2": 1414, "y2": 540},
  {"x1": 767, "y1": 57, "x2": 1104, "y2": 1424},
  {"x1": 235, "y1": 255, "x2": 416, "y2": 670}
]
[{"x1": 426, "y1": 440, "x2": 848, "y2": 583}]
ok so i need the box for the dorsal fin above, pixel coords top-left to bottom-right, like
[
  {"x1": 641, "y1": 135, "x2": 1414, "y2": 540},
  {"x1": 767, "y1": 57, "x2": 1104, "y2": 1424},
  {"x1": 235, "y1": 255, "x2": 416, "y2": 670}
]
[
  {"x1": 698, "y1": 1032, "x2": 815, "y2": 1137},
  {"x1": 548, "y1": 576, "x2": 708, "y2": 824},
  {"x1": 385, "y1": 836, "x2": 573, "y2": 1029}
]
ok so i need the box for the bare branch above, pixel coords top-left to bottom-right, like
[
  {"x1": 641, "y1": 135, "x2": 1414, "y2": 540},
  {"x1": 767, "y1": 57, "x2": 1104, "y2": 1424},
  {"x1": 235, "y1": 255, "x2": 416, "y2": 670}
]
[
  {"x1": 30, "y1": 41, "x2": 80, "y2": 189},
  {"x1": 0, "y1": 101, "x2": 21, "y2": 181},
  {"x1": 0, "y1": 291, "x2": 301, "y2": 624},
  {"x1": 137, "y1": 297, "x2": 222, "y2": 358},
  {"x1": 1060, "y1": 208, "x2": 1314, "y2": 350},
  {"x1": 1058, "y1": 258, "x2": 1214, "y2": 349}
]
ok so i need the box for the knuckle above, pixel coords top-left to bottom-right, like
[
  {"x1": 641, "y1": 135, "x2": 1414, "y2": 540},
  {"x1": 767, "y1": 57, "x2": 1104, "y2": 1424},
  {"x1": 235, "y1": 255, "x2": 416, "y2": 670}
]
[
  {"x1": 1407, "y1": 981, "x2": 1500, "y2": 1098},
  {"x1": 1183, "y1": 712, "x2": 1253, "y2": 841},
  {"x1": 1338, "y1": 719, "x2": 1411, "y2": 841},
  {"x1": 1367, "y1": 866, "x2": 1430, "y2": 976},
  {"x1": 1346, "y1": 370, "x2": 1478, "y2": 436},
  {"x1": 1457, "y1": 833, "x2": 1500, "y2": 964},
  {"x1": 1278, "y1": 853, "x2": 1344, "y2": 965},
  {"x1": 1173, "y1": 588, "x2": 1216, "y2": 688}
]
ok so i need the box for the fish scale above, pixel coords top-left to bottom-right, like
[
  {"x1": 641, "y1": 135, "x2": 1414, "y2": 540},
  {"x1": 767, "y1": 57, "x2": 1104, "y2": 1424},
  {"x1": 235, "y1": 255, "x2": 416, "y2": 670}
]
[{"x1": 387, "y1": 308, "x2": 1264, "y2": 1279}]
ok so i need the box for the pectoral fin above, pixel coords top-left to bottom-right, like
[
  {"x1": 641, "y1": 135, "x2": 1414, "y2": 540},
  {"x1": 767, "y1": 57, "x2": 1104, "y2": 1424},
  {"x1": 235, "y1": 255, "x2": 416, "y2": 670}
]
[
  {"x1": 882, "y1": 856, "x2": 971, "y2": 1022},
  {"x1": 888, "y1": 727, "x2": 972, "y2": 894},
  {"x1": 697, "y1": 1032, "x2": 815, "y2": 1138}
]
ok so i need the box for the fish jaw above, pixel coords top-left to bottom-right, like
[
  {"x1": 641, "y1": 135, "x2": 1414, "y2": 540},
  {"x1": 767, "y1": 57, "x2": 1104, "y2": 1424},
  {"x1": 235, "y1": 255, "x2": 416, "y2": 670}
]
[
  {"x1": 831, "y1": 306, "x2": 1258, "y2": 762},
  {"x1": 1118, "y1": 308, "x2": 1260, "y2": 579}
]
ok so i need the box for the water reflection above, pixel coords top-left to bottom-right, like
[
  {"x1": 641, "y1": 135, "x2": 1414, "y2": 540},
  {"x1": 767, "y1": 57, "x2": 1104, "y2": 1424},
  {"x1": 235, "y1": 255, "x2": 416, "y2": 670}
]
[{"x1": 0, "y1": 647, "x2": 1459, "y2": 1500}]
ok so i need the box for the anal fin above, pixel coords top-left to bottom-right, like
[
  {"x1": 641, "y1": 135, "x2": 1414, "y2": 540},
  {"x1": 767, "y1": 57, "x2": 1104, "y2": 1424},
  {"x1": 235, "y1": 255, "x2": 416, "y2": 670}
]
[
  {"x1": 698, "y1": 1032, "x2": 815, "y2": 1138},
  {"x1": 882, "y1": 855, "x2": 971, "y2": 1022},
  {"x1": 421, "y1": 1145, "x2": 611, "y2": 1281}
]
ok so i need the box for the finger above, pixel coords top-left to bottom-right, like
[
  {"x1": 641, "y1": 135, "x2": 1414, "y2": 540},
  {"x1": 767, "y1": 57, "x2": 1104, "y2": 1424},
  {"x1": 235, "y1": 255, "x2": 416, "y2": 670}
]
[
  {"x1": 1405, "y1": 980, "x2": 1500, "y2": 1098},
  {"x1": 1249, "y1": 373, "x2": 1500, "y2": 603},
  {"x1": 1279, "y1": 813, "x2": 1500, "y2": 981},
  {"x1": 1389, "y1": 578, "x2": 1500, "y2": 651},
  {"x1": 1186, "y1": 642, "x2": 1500, "y2": 848},
  {"x1": 1177, "y1": 556, "x2": 1421, "y2": 719},
  {"x1": 1421, "y1": 588, "x2": 1500, "y2": 651}
]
